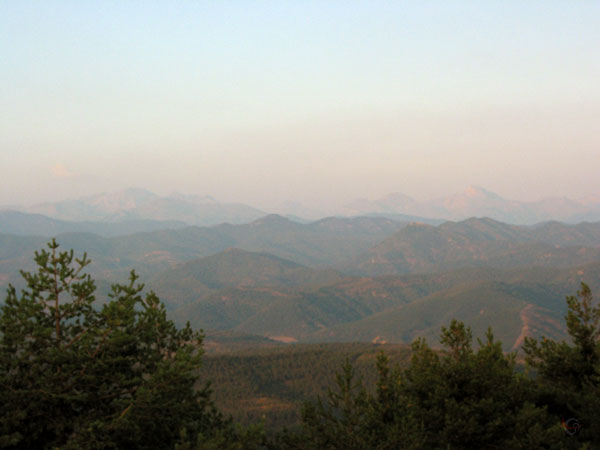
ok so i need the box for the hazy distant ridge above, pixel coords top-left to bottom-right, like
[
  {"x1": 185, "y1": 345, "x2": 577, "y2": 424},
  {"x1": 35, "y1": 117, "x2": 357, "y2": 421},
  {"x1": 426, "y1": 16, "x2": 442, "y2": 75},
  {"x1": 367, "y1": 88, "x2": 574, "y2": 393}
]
[
  {"x1": 18, "y1": 188, "x2": 266, "y2": 226},
  {"x1": 0, "y1": 210, "x2": 187, "y2": 237},
  {"x1": 345, "y1": 185, "x2": 600, "y2": 224},
  {"x1": 7, "y1": 186, "x2": 600, "y2": 226}
]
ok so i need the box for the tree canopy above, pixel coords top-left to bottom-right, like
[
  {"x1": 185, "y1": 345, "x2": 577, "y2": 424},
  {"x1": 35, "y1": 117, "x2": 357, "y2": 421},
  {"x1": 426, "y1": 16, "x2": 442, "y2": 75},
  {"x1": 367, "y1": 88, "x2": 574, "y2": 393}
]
[
  {"x1": 524, "y1": 282, "x2": 600, "y2": 446},
  {"x1": 278, "y1": 321, "x2": 563, "y2": 449}
]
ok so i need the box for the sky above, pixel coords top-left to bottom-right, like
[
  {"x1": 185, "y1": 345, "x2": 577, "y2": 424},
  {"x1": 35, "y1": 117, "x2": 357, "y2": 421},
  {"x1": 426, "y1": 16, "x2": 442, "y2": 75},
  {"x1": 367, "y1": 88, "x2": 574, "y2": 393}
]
[{"x1": 1, "y1": 1, "x2": 599, "y2": 211}]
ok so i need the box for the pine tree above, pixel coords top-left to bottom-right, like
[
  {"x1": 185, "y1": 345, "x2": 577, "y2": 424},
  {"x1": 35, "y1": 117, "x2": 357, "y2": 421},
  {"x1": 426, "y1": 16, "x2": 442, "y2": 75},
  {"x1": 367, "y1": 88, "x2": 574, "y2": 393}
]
[
  {"x1": 523, "y1": 282, "x2": 600, "y2": 446},
  {"x1": 0, "y1": 240, "x2": 261, "y2": 450},
  {"x1": 285, "y1": 320, "x2": 562, "y2": 449}
]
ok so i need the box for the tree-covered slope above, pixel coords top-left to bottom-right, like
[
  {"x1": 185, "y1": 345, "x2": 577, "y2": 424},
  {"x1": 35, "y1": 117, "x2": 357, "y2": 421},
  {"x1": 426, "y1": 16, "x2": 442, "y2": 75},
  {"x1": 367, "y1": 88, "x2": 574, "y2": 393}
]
[
  {"x1": 0, "y1": 215, "x2": 405, "y2": 289},
  {"x1": 348, "y1": 218, "x2": 600, "y2": 276},
  {"x1": 305, "y1": 281, "x2": 566, "y2": 349},
  {"x1": 198, "y1": 343, "x2": 413, "y2": 429},
  {"x1": 168, "y1": 261, "x2": 599, "y2": 347},
  {"x1": 150, "y1": 248, "x2": 344, "y2": 308}
]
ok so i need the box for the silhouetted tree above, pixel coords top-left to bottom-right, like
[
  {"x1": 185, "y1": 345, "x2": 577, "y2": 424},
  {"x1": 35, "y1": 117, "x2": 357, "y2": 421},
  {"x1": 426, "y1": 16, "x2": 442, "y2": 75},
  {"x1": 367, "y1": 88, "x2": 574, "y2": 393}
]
[
  {"x1": 282, "y1": 320, "x2": 562, "y2": 449},
  {"x1": 524, "y1": 282, "x2": 600, "y2": 447},
  {"x1": 0, "y1": 240, "x2": 263, "y2": 450}
]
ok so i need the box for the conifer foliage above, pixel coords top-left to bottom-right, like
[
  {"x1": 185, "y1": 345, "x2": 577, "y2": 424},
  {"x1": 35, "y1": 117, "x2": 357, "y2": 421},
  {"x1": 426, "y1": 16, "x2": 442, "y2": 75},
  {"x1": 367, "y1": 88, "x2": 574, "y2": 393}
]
[
  {"x1": 280, "y1": 322, "x2": 564, "y2": 449},
  {"x1": 0, "y1": 240, "x2": 255, "y2": 449},
  {"x1": 524, "y1": 282, "x2": 600, "y2": 446}
]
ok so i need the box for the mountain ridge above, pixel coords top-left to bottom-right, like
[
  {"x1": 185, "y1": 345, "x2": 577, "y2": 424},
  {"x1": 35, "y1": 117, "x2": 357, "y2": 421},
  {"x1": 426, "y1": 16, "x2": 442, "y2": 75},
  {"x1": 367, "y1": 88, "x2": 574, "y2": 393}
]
[
  {"x1": 344, "y1": 185, "x2": 600, "y2": 224},
  {"x1": 346, "y1": 218, "x2": 600, "y2": 277},
  {"x1": 16, "y1": 188, "x2": 266, "y2": 226},
  {"x1": 8, "y1": 186, "x2": 600, "y2": 226}
]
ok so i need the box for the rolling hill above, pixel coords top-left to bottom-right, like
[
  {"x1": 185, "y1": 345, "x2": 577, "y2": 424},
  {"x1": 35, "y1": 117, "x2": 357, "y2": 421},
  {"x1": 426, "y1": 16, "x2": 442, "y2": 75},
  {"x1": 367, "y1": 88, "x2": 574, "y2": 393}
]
[
  {"x1": 166, "y1": 256, "x2": 599, "y2": 348},
  {"x1": 305, "y1": 281, "x2": 566, "y2": 349},
  {"x1": 347, "y1": 218, "x2": 600, "y2": 276},
  {"x1": 0, "y1": 214, "x2": 405, "y2": 289},
  {"x1": 149, "y1": 248, "x2": 344, "y2": 308}
]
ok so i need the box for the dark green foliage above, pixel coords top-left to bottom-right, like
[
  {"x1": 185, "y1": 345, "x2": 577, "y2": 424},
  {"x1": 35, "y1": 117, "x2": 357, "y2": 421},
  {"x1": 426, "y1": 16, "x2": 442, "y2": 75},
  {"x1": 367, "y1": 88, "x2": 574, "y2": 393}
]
[
  {"x1": 282, "y1": 321, "x2": 563, "y2": 449},
  {"x1": 399, "y1": 323, "x2": 562, "y2": 449},
  {"x1": 200, "y1": 343, "x2": 413, "y2": 430},
  {"x1": 524, "y1": 282, "x2": 600, "y2": 446},
  {"x1": 300, "y1": 360, "x2": 372, "y2": 450},
  {"x1": 0, "y1": 240, "x2": 263, "y2": 450}
]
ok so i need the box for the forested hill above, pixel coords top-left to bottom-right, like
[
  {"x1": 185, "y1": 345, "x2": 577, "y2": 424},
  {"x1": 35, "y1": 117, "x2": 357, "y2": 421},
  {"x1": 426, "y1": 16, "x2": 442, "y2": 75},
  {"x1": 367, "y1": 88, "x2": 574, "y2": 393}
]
[
  {"x1": 346, "y1": 217, "x2": 600, "y2": 276},
  {"x1": 0, "y1": 214, "x2": 405, "y2": 288},
  {"x1": 2, "y1": 217, "x2": 600, "y2": 351},
  {"x1": 198, "y1": 342, "x2": 414, "y2": 429}
]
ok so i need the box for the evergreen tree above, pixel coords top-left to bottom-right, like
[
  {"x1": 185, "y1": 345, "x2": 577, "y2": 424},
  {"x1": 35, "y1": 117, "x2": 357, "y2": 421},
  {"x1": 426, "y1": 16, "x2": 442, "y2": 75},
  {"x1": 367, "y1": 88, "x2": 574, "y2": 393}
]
[
  {"x1": 284, "y1": 320, "x2": 563, "y2": 449},
  {"x1": 401, "y1": 321, "x2": 562, "y2": 449},
  {"x1": 300, "y1": 359, "x2": 370, "y2": 450},
  {"x1": 524, "y1": 282, "x2": 600, "y2": 447},
  {"x1": 273, "y1": 357, "x2": 420, "y2": 450},
  {"x1": 0, "y1": 240, "x2": 262, "y2": 450}
]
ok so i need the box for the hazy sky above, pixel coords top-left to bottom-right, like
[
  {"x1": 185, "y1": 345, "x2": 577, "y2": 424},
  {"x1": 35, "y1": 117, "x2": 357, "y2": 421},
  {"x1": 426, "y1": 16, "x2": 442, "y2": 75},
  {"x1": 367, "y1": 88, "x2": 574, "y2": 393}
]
[{"x1": 1, "y1": 1, "x2": 599, "y2": 210}]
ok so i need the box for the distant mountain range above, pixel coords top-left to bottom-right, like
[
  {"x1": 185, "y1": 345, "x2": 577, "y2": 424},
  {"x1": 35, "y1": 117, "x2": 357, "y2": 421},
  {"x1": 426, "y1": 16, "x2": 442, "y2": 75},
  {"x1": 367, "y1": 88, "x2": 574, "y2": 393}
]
[
  {"x1": 14, "y1": 188, "x2": 266, "y2": 226},
  {"x1": 344, "y1": 185, "x2": 600, "y2": 224},
  {"x1": 4, "y1": 186, "x2": 600, "y2": 227},
  {"x1": 0, "y1": 210, "x2": 188, "y2": 237}
]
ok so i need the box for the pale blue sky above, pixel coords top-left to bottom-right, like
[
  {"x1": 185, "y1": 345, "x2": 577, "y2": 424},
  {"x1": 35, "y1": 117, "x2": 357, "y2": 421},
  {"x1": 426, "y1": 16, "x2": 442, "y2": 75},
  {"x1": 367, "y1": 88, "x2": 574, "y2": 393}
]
[{"x1": 1, "y1": 1, "x2": 599, "y2": 209}]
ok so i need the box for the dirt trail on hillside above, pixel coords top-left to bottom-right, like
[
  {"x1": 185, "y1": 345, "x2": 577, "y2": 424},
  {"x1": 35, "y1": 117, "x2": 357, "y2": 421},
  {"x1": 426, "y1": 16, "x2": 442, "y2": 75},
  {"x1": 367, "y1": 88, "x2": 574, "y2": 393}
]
[{"x1": 513, "y1": 304, "x2": 535, "y2": 350}]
